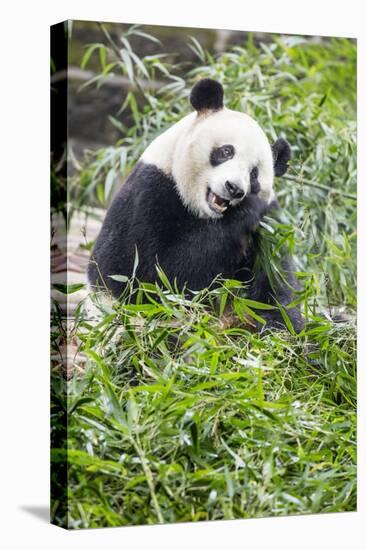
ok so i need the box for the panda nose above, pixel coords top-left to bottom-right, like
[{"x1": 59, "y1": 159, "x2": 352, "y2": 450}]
[{"x1": 225, "y1": 181, "x2": 245, "y2": 199}]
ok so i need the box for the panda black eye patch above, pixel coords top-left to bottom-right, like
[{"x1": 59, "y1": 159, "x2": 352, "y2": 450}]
[
  {"x1": 250, "y1": 167, "x2": 260, "y2": 194},
  {"x1": 210, "y1": 144, "x2": 235, "y2": 166}
]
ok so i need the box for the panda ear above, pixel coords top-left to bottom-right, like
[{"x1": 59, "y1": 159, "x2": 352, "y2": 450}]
[
  {"x1": 190, "y1": 79, "x2": 224, "y2": 112},
  {"x1": 272, "y1": 138, "x2": 291, "y2": 176}
]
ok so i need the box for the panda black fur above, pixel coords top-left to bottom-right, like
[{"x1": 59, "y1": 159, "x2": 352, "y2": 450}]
[{"x1": 88, "y1": 79, "x2": 303, "y2": 332}]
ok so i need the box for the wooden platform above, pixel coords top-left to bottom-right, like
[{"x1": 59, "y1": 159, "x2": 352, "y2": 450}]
[{"x1": 51, "y1": 208, "x2": 105, "y2": 317}]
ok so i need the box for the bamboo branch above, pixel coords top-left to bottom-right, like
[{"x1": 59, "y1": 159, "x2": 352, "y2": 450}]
[
  {"x1": 97, "y1": 22, "x2": 146, "y2": 97},
  {"x1": 282, "y1": 174, "x2": 356, "y2": 201},
  {"x1": 51, "y1": 67, "x2": 165, "y2": 91},
  {"x1": 98, "y1": 23, "x2": 122, "y2": 61},
  {"x1": 132, "y1": 437, "x2": 164, "y2": 524}
]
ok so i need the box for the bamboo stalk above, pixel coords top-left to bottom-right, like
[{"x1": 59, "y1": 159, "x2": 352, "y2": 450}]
[{"x1": 283, "y1": 174, "x2": 356, "y2": 201}]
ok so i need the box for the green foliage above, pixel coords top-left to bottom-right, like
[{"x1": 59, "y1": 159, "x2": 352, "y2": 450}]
[
  {"x1": 56, "y1": 281, "x2": 356, "y2": 528},
  {"x1": 53, "y1": 28, "x2": 357, "y2": 528}
]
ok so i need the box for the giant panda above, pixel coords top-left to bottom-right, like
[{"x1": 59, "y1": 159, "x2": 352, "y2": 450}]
[{"x1": 88, "y1": 78, "x2": 303, "y2": 332}]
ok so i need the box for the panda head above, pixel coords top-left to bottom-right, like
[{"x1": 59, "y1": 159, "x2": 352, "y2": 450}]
[{"x1": 142, "y1": 78, "x2": 291, "y2": 219}]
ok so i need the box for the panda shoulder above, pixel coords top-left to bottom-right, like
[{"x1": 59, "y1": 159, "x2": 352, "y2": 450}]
[{"x1": 120, "y1": 161, "x2": 184, "y2": 219}]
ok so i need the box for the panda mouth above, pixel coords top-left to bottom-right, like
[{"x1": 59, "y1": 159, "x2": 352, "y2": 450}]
[{"x1": 207, "y1": 189, "x2": 230, "y2": 214}]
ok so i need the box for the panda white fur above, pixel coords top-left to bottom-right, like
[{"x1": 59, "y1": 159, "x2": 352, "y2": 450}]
[{"x1": 88, "y1": 79, "x2": 303, "y2": 332}]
